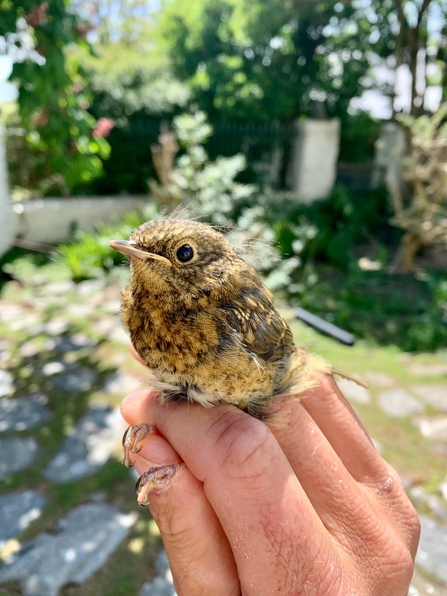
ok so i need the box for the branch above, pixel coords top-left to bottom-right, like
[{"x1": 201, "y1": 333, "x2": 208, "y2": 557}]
[
  {"x1": 395, "y1": 0, "x2": 406, "y2": 29},
  {"x1": 417, "y1": 0, "x2": 432, "y2": 29}
]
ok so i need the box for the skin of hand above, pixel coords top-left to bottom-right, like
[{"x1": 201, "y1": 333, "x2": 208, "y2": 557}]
[{"x1": 121, "y1": 347, "x2": 420, "y2": 596}]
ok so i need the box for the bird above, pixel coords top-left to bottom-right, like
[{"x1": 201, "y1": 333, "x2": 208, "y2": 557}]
[{"x1": 110, "y1": 217, "x2": 363, "y2": 505}]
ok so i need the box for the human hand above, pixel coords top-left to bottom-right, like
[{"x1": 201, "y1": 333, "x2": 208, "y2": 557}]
[{"x1": 121, "y1": 354, "x2": 420, "y2": 596}]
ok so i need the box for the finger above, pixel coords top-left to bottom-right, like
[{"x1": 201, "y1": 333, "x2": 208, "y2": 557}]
[
  {"x1": 299, "y1": 376, "x2": 416, "y2": 524},
  {"x1": 121, "y1": 390, "x2": 240, "y2": 596},
  {"x1": 301, "y1": 375, "x2": 391, "y2": 485},
  {"x1": 268, "y1": 376, "x2": 419, "y2": 554},
  {"x1": 145, "y1": 397, "x2": 337, "y2": 596},
  {"x1": 266, "y1": 387, "x2": 385, "y2": 544}
]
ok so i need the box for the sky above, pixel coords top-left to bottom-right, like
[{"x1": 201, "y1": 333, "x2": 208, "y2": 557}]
[{"x1": 353, "y1": 64, "x2": 443, "y2": 119}]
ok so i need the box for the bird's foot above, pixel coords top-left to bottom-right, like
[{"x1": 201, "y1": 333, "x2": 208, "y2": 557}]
[
  {"x1": 135, "y1": 464, "x2": 183, "y2": 506},
  {"x1": 122, "y1": 423, "x2": 156, "y2": 467}
]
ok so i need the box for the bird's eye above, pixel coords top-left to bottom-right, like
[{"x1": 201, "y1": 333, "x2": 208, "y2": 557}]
[{"x1": 176, "y1": 244, "x2": 194, "y2": 263}]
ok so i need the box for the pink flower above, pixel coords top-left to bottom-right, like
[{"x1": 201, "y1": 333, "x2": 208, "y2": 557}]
[
  {"x1": 92, "y1": 118, "x2": 115, "y2": 139},
  {"x1": 33, "y1": 108, "x2": 49, "y2": 127},
  {"x1": 26, "y1": 3, "x2": 49, "y2": 27}
]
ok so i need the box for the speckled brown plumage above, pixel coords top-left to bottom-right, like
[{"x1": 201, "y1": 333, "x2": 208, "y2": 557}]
[{"x1": 113, "y1": 218, "x2": 330, "y2": 419}]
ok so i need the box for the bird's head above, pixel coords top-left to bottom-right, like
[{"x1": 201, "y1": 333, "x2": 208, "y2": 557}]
[{"x1": 109, "y1": 219, "x2": 243, "y2": 299}]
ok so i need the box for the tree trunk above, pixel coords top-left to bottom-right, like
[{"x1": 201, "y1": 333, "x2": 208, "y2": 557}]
[{"x1": 393, "y1": 232, "x2": 424, "y2": 273}]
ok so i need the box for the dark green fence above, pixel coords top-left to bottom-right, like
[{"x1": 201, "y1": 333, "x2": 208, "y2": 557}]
[{"x1": 86, "y1": 119, "x2": 296, "y2": 195}]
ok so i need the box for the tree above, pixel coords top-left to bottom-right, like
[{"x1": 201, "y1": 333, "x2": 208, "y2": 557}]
[
  {"x1": 154, "y1": 0, "x2": 372, "y2": 123},
  {"x1": 390, "y1": 104, "x2": 447, "y2": 271},
  {"x1": 155, "y1": 0, "x2": 447, "y2": 123},
  {"x1": 1, "y1": 1, "x2": 109, "y2": 196},
  {"x1": 346, "y1": 0, "x2": 447, "y2": 118},
  {"x1": 69, "y1": 0, "x2": 190, "y2": 121}
]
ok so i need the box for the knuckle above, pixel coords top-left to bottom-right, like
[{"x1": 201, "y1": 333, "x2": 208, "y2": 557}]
[
  {"x1": 404, "y1": 504, "x2": 421, "y2": 554},
  {"x1": 210, "y1": 411, "x2": 272, "y2": 479},
  {"x1": 379, "y1": 543, "x2": 415, "y2": 595},
  {"x1": 369, "y1": 529, "x2": 416, "y2": 594},
  {"x1": 151, "y1": 504, "x2": 198, "y2": 550}
]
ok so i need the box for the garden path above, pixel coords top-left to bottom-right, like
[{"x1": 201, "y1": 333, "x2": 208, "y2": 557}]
[{"x1": 0, "y1": 274, "x2": 446, "y2": 595}]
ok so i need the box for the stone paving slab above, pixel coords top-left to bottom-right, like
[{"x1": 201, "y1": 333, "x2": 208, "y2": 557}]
[
  {"x1": 0, "y1": 436, "x2": 40, "y2": 480},
  {"x1": 0, "y1": 339, "x2": 10, "y2": 363},
  {"x1": 0, "y1": 394, "x2": 51, "y2": 433},
  {"x1": 9, "y1": 314, "x2": 41, "y2": 331},
  {"x1": 76, "y1": 279, "x2": 106, "y2": 296},
  {"x1": 378, "y1": 389, "x2": 425, "y2": 417},
  {"x1": 50, "y1": 333, "x2": 98, "y2": 354},
  {"x1": 364, "y1": 371, "x2": 397, "y2": 388},
  {"x1": 412, "y1": 385, "x2": 447, "y2": 412},
  {"x1": 41, "y1": 362, "x2": 66, "y2": 376},
  {"x1": 103, "y1": 371, "x2": 143, "y2": 395},
  {"x1": 40, "y1": 319, "x2": 70, "y2": 336},
  {"x1": 140, "y1": 551, "x2": 177, "y2": 596},
  {"x1": 51, "y1": 367, "x2": 98, "y2": 393},
  {"x1": 65, "y1": 303, "x2": 96, "y2": 318},
  {"x1": 410, "y1": 486, "x2": 447, "y2": 525},
  {"x1": 19, "y1": 340, "x2": 41, "y2": 358},
  {"x1": 41, "y1": 281, "x2": 75, "y2": 296},
  {"x1": 416, "y1": 515, "x2": 447, "y2": 585},
  {"x1": 336, "y1": 377, "x2": 371, "y2": 404},
  {"x1": 44, "y1": 406, "x2": 125, "y2": 483},
  {"x1": 0, "y1": 490, "x2": 48, "y2": 549},
  {"x1": 406, "y1": 363, "x2": 447, "y2": 377},
  {"x1": 0, "y1": 502, "x2": 137, "y2": 596},
  {"x1": 415, "y1": 417, "x2": 447, "y2": 442},
  {"x1": 440, "y1": 477, "x2": 447, "y2": 501},
  {"x1": 0, "y1": 370, "x2": 14, "y2": 398},
  {"x1": 92, "y1": 316, "x2": 119, "y2": 338},
  {"x1": 410, "y1": 570, "x2": 447, "y2": 596}
]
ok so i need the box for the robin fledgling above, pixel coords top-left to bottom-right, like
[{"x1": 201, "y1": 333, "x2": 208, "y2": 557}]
[{"x1": 110, "y1": 217, "x2": 362, "y2": 505}]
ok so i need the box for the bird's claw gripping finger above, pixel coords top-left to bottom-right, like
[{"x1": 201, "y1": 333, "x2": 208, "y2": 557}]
[
  {"x1": 135, "y1": 463, "x2": 183, "y2": 506},
  {"x1": 122, "y1": 424, "x2": 155, "y2": 467}
]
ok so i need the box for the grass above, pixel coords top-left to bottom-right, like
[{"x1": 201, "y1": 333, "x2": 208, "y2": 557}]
[
  {"x1": 287, "y1": 315, "x2": 447, "y2": 487},
  {"x1": 0, "y1": 260, "x2": 165, "y2": 595},
  {"x1": 295, "y1": 264, "x2": 447, "y2": 352},
  {"x1": 0, "y1": 250, "x2": 447, "y2": 593}
]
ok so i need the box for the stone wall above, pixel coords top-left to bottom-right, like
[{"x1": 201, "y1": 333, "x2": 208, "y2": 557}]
[{"x1": 1, "y1": 196, "x2": 147, "y2": 256}]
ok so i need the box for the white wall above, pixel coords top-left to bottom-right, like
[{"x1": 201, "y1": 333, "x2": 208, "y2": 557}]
[
  {"x1": 288, "y1": 119, "x2": 341, "y2": 203},
  {"x1": 1, "y1": 196, "x2": 147, "y2": 255},
  {"x1": 0, "y1": 122, "x2": 16, "y2": 257}
]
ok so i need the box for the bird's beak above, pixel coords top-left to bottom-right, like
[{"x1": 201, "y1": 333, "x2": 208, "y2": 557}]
[{"x1": 109, "y1": 240, "x2": 172, "y2": 267}]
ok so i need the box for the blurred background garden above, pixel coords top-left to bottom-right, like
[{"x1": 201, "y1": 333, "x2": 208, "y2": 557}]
[{"x1": 0, "y1": 1, "x2": 447, "y2": 595}]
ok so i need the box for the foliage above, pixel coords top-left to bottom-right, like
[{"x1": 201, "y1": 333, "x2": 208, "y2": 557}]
[
  {"x1": 238, "y1": 184, "x2": 392, "y2": 271},
  {"x1": 336, "y1": 0, "x2": 446, "y2": 118},
  {"x1": 338, "y1": 111, "x2": 380, "y2": 163},
  {"x1": 296, "y1": 266, "x2": 447, "y2": 352},
  {"x1": 59, "y1": 112, "x2": 302, "y2": 292},
  {"x1": 154, "y1": 0, "x2": 447, "y2": 123},
  {"x1": 69, "y1": 0, "x2": 191, "y2": 122},
  {"x1": 57, "y1": 109, "x2": 447, "y2": 352},
  {"x1": 1, "y1": 2, "x2": 109, "y2": 196},
  {"x1": 390, "y1": 103, "x2": 447, "y2": 272},
  {"x1": 154, "y1": 0, "x2": 371, "y2": 123},
  {"x1": 150, "y1": 111, "x2": 257, "y2": 224},
  {"x1": 57, "y1": 207, "x2": 156, "y2": 281}
]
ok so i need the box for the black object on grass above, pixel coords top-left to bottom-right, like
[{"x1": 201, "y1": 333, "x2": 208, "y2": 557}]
[{"x1": 295, "y1": 308, "x2": 356, "y2": 346}]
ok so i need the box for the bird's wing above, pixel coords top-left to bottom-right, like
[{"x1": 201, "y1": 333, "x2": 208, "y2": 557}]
[{"x1": 225, "y1": 288, "x2": 294, "y2": 363}]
